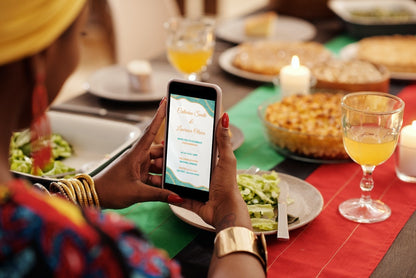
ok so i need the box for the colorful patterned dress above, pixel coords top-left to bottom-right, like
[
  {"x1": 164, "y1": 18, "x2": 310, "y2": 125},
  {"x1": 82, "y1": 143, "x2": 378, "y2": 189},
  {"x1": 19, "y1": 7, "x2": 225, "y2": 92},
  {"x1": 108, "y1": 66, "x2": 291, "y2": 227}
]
[{"x1": 0, "y1": 179, "x2": 182, "y2": 277}]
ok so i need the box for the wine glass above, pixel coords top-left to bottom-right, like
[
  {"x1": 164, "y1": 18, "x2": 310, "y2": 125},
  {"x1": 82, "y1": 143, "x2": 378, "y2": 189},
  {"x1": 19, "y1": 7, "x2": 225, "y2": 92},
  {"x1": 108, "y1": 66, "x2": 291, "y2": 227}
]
[
  {"x1": 339, "y1": 92, "x2": 404, "y2": 223},
  {"x1": 165, "y1": 17, "x2": 215, "y2": 81}
]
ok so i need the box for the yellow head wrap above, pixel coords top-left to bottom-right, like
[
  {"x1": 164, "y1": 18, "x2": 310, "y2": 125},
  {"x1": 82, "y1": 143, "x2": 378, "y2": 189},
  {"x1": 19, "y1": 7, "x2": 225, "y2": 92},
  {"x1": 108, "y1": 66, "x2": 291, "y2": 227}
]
[{"x1": 0, "y1": 0, "x2": 86, "y2": 66}]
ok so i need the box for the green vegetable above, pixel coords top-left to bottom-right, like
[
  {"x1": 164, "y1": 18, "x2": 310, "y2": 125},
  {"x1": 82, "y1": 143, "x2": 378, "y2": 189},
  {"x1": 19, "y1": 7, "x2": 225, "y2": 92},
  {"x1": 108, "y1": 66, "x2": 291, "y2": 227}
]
[
  {"x1": 9, "y1": 130, "x2": 75, "y2": 176},
  {"x1": 250, "y1": 218, "x2": 278, "y2": 231},
  {"x1": 238, "y1": 171, "x2": 281, "y2": 231},
  {"x1": 237, "y1": 171, "x2": 280, "y2": 205},
  {"x1": 247, "y1": 204, "x2": 275, "y2": 219}
]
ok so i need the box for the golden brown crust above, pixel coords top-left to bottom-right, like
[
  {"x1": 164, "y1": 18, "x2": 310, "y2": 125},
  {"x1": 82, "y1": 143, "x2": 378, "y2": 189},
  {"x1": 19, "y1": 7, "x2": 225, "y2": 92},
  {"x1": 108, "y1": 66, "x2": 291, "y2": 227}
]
[
  {"x1": 262, "y1": 92, "x2": 349, "y2": 160},
  {"x1": 356, "y1": 35, "x2": 416, "y2": 73},
  {"x1": 312, "y1": 59, "x2": 390, "y2": 92},
  {"x1": 232, "y1": 41, "x2": 332, "y2": 76}
]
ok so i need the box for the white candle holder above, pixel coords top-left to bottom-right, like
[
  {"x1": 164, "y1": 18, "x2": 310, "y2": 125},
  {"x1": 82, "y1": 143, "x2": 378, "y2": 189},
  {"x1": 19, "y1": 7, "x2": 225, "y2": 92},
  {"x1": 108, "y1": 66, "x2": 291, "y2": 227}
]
[{"x1": 395, "y1": 143, "x2": 416, "y2": 183}]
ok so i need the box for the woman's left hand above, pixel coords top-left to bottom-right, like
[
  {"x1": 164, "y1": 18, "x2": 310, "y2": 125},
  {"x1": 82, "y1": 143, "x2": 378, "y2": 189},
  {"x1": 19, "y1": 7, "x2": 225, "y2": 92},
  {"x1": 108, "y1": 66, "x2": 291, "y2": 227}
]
[{"x1": 93, "y1": 99, "x2": 180, "y2": 209}]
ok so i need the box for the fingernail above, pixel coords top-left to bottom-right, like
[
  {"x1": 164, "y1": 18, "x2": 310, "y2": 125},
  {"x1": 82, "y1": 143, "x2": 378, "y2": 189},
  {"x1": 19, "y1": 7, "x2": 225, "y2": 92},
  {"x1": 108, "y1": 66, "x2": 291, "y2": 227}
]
[
  {"x1": 159, "y1": 97, "x2": 166, "y2": 106},
  {"x1": 161, "y1": 140, "x2": 164, "y2": 146},
  {"x1": 168, "y1": 194, "x2": 184, "y2": 204},
  {"x1": 222, "y1": 113, "x2": 229, "y2": 129}
]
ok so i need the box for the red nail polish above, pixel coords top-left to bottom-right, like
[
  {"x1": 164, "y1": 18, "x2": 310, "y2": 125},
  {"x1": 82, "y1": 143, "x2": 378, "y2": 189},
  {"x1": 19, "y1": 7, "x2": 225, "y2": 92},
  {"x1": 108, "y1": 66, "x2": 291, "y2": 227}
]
[
  {"x1": 222, "y1": 113, "x2": 229, "y2": 128},
  {"x1": 168, "y1": 194, "x2": 184, "y2": 204},
  {"x1": 161, "y1": 140, "x2": 165, "y2": 146}
]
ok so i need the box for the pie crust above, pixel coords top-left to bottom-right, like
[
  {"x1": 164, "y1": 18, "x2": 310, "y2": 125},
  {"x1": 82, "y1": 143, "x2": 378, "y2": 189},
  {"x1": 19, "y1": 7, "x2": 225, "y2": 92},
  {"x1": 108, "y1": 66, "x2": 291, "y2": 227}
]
[
  {"x1": 232, "y1": 41, "x2": 332, "y2": 76},
  {"x1": 356, "y1": 35, "x2": 416, "y2": 73}
]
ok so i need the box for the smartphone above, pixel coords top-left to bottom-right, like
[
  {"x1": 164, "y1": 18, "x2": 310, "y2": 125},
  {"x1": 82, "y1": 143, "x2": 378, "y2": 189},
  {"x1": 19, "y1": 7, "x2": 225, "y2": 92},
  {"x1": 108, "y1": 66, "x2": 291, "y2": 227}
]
[{"x1": 162, "y1": 79, "x2": 222, "y2": 202}]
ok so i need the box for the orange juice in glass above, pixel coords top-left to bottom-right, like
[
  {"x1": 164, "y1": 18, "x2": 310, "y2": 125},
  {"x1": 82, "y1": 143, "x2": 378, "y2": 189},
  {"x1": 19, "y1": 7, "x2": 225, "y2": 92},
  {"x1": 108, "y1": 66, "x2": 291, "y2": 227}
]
[
  {"x1": 343, "y1": 126, "x2": 398, "y2": 166},
  {"x1": 339, "y1": 92, "x2": 404, "y2": 223},
  {"x1": 165, "y1": 17, "x2": 215, "y2": 81}
]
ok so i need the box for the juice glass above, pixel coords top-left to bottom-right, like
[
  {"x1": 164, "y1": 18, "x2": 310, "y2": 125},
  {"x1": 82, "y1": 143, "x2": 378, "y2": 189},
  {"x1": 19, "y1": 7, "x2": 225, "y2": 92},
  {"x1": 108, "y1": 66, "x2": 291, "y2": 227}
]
[
  {"x1": 339, "y1": 92, "x2": 404, "y2": 223},
  {"x1": 165, "y1": 17, "x2": 215, "y2": 81}
]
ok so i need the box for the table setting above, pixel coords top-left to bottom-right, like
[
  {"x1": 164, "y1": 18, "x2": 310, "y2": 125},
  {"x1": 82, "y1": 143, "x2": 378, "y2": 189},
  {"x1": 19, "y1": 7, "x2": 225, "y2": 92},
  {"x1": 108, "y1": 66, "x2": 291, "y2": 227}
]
[{"x1": 10, "y1": 1, "x2": 416, "y2": 276}]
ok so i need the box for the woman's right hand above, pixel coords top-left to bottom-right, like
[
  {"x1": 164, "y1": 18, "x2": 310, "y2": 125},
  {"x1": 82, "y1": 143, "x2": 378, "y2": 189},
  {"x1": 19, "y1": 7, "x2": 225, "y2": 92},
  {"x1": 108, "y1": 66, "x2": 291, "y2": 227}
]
[
  {"x1": 179, "y1": 113, "x2": 252, "y2": 232},
  {"x1": 180, "y1": 113, "x2": 265, "y2": 278}
]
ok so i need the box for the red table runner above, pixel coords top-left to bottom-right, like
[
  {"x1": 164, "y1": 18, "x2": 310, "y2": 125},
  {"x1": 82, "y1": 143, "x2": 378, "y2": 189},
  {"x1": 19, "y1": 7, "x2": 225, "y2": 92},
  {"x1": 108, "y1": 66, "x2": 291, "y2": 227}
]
[{"x1": 266, "y1": 85, "x2": 416, "y2": 277}]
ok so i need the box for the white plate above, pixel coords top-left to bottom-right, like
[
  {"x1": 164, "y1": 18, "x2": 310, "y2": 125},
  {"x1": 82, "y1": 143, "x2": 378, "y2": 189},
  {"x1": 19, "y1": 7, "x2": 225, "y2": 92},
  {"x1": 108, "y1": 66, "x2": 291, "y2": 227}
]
[
  {"x1": 216, "y1": 15, "x2": 316, "y2": 44},
  {"x1": 86, "y1": 63, "x2": 182, "y2": 102},
  {"x1": 12, "y1": 111, "x2": 142, "y2": 182},
  {"x1": 170, "y1": 171, "x2": 324, "y2": 235},
  {"x1": 230, "y1": 124, "x2": 244, "y2": 151},
  {"x1": 339, "y1": 43, "x2": 416, "y2": 80},
  {"x1": 219, "y1": 46, "x2": 276, "y2": 82}
]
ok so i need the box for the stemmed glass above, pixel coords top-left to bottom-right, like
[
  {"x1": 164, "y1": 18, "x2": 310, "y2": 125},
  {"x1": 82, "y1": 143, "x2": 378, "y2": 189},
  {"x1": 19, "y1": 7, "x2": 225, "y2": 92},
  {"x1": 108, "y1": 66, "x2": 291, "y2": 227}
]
[
  {"x1": 339, "y1": 92, "x2": 404, "y2": 223},
  {"x1": 165, "y1": 17, "x2": 215, "y2": 81}
]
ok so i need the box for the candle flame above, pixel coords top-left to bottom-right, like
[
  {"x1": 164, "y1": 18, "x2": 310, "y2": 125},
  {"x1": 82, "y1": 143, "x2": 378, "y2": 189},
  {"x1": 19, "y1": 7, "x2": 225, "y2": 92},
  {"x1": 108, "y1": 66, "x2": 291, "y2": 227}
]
[{"x1": 291, "y1": 55, "x2": 300, "y2": 68}]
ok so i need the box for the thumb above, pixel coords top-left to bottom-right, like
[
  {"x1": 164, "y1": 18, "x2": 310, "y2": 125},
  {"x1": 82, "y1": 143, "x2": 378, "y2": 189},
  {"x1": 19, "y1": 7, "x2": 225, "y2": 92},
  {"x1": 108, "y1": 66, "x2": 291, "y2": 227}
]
[{"x1": 216, "y1": 113, "x2": 233, "y2": 159}]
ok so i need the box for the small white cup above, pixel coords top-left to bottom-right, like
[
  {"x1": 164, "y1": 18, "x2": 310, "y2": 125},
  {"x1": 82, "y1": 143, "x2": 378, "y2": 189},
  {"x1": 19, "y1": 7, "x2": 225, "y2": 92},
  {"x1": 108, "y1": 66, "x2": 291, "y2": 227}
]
[{"x1": 127, "y1": 60, "x2": 152, "y2": 93}]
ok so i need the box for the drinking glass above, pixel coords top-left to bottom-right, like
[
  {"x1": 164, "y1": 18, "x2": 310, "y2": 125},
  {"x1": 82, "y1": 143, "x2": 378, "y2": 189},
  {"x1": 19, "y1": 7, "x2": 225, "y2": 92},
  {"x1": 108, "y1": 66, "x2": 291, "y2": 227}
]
[
  {"x1": 165, "y1": 17, "x2": 215, "y2": 81},
  {"x1": 339, "y1": 92, "x2": 404, "y2": 223}
]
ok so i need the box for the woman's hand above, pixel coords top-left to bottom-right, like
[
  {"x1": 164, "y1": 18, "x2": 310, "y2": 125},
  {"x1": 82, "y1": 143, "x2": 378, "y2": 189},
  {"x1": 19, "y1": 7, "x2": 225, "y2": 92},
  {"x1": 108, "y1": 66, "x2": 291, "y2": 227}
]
[
  {"x1": 179, "y1": 113, "x2": 252, "y2": 232},
  {"x1": 94, "y1": 98, "x2": 181, "y2": 209}
]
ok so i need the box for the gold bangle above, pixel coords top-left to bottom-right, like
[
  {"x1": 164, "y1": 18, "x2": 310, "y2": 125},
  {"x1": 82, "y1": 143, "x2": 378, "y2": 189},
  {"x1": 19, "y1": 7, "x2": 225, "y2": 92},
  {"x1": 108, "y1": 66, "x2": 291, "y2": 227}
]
[
  {"x1": 214, "y1": 227, "x2": 268, "y2": 274},
  {"x1": 50, "y1": 182, "x2": 66, "y2": 198},
  {"x1": 59, "y1": 179, "x2": 81, "y2": 205},
  {"x1": 70, "y1": 178, "x2": 87, "y2": 207},
  {"x1": 81, "y1": 178, "x2": 94, "y2": 206},
  {"x1": 50, "y1": 182, "x2": 76, "y2": 204},
  {"x1": 58, "y1": 179, "x2": 75, "y2": 199},
  {"x1": 55, "y1": 181, "x2": 75, "y2": 202},
  {"x1": 75, "y1": 174, "x2": 100, "y2": 208}
]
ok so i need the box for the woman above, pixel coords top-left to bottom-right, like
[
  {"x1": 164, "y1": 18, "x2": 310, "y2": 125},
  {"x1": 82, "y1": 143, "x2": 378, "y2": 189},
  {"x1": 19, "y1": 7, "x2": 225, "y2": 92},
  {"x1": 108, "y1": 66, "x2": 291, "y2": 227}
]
[{"x1": 0, "y1": 1, "x2": 266, "y2": 277}]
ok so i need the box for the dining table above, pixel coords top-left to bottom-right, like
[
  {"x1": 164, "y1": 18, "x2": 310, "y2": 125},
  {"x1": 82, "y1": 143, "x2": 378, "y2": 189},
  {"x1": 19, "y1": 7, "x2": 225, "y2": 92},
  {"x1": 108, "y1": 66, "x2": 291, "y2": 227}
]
[{"x1": 54, "y1": 14, "x2": 416, "y2": 278}]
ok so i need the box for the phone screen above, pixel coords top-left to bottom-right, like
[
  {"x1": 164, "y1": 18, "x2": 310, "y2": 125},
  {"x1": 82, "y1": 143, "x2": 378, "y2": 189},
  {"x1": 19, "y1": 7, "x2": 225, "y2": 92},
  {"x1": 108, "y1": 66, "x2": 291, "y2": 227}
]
[{"x1": 163, "y1": 80, "x2": 220, "y2": 201}]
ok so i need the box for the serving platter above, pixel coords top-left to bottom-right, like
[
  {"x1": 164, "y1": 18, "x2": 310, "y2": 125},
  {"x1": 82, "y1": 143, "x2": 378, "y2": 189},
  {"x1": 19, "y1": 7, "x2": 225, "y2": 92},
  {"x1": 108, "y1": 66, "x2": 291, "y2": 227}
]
[
  {"x1": 328, "y1": 0, "x2": 416, "y2": 37},
  {"x1": 170, "y1": 171, "x2": 324, "y2": 235},
  {"x1": 12, "y1": 111, "x2": 142, "y2": 183}
]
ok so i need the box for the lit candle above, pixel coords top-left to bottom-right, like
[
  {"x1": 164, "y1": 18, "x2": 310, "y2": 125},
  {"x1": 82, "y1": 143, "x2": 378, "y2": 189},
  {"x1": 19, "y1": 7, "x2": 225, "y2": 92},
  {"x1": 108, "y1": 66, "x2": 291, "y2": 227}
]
[
  {"x1": 397, "y1": 120, "x2": 416, "y2": 179},
  {"x1": 279, "y1": 55, "x2": 311, "y2": 97}
]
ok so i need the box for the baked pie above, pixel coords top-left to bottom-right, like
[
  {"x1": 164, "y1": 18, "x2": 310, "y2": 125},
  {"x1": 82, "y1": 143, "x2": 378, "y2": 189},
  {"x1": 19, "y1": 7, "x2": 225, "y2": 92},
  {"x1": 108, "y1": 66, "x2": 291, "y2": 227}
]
[
  {"x1": 356, "y1": 35, "x2": 416, "y2": 73},
  {"x1": 259, "y1": 92, "x2": 349, "y2": 160},
  {"x1": 232, "y1": 41, "x2": 332, "y2": 76}
]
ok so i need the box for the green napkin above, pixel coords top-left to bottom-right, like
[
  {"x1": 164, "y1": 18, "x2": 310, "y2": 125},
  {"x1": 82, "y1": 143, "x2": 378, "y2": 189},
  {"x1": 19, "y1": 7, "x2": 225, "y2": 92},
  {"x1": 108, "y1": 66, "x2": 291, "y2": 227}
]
[
  {"x1": 324, "y1": 34, "x2": 357, "y2": 55},
  {"x1": 228, "y1": 84, "x2": 285, "y2": 170}
]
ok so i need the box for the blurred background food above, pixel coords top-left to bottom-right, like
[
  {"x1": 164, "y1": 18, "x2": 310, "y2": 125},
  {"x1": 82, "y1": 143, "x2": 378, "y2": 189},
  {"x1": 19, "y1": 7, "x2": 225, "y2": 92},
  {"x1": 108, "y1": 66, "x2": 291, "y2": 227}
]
[
  {"x1": 244, "y1": 11, "x2": 278, "y2": 37},
  {"x1": 311, "y1": 59, "x2": 390, "y2": 93},
  {"x1": 356, "y1": 35, "x2": 416, "y2": 74}
]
